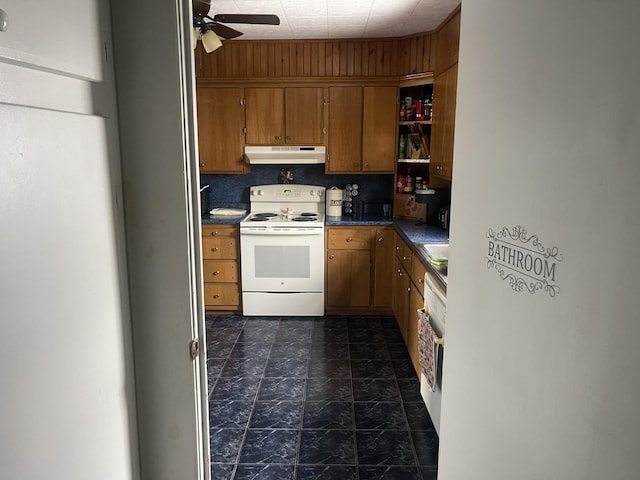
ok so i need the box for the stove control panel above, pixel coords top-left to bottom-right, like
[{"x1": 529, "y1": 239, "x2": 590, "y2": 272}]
[{"x1": 249, "y1": 185, "x2": 326, "y2": 202}]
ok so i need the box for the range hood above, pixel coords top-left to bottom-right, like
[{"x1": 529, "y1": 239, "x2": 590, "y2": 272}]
[{"x1": 244, "y1": 145, "x2": 326, "y2": 164}]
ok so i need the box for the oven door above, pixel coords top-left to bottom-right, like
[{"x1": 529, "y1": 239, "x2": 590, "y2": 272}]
[{"x1": 240, "y1": 227, "x2": 325, "y2": 293}]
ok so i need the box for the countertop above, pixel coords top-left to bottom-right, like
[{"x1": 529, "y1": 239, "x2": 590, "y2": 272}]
[{"x1": 201, "y1": 213, "x2": 449, "y2": 290}]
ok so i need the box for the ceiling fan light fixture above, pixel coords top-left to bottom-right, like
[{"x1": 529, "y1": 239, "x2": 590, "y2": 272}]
[{"x1": 201, "y1": 26, "x2": 222, "y2": 53}]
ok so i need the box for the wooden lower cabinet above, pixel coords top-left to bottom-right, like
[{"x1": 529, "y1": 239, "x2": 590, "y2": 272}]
[
  {"x1": 202, "y1": 224, "x2": 241, "y2": 312},
  {"x1": 372, "y1": 228, "x2": 395, "y2": 308},
  {"x1": 392, "y1": 255, "x2": 411, "y2": 343},
  {"x1": 392, "y1": 234, "x2": 428, "y2": 378},
  {"x1": 325, "y1": 226, "x2": 395, "y2": 314}
]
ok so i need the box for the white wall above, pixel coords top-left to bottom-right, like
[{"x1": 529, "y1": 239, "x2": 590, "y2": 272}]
[
  {"x1": 0, "y1": 1, "x2": 138, "y2": 478},
  {"x1": 439, "y1": 2, "x2": 640, "y2": 479}
]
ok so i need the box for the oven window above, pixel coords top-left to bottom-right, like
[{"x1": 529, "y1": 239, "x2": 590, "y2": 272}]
[{"x1": 254, "y1": 246, "x2": 310, "y2": 278}]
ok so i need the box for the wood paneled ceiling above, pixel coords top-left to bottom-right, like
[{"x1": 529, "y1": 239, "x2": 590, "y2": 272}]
[{"x1": 206, "y1": 0, "x2": 460, "y2": 40}]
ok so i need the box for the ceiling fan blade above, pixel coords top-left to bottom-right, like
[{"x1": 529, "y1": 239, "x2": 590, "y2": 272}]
[
  {"x1": 212, "y1": 14, "x2": 280, "y2": 25},
  {"x1": 209, "y1": 22, "x2": 244, "y2": 40}
]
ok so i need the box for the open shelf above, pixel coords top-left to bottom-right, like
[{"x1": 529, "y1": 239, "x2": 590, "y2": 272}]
[
  {"x1": 398, "y1": 158, "x2": 430, "y2": 164},
  {"x1": 399, "y1": 120, "x2": 432, "y2": 126}
]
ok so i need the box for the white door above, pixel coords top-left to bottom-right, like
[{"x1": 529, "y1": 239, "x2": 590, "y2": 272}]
[
  {"x1": 0, "y1": 1, "x2": 139, "y2": 479},
  {"x1": 109, "y1": 0, "x2": 210, "y2": 479}
]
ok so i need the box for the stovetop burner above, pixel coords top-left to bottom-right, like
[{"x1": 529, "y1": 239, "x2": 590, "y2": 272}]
[
  {"x1": 292, "y1": 216, "x2": 318, "y2": 222},
  {"x1": 300, "y1": 212, "x2": 318, "y2": 217},
  {"x1": 249, "y1": 217, "x2": 270, "y2": 221}
]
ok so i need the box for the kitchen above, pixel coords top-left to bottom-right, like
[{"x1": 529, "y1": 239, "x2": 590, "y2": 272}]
[{"x1": 197, "y1": 5, "x2": 460, "y2": 475}]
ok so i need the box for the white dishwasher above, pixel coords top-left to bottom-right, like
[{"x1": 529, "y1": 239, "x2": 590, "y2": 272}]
[{"x1": 419, "y1": 269, "x2": 446, "y2": 435}]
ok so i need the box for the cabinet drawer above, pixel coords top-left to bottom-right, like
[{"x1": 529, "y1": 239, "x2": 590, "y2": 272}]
[
  {"x1": 327, "y1": 228, "x2": 371, "y2": 250},
  {"x1": 204, "y1": 283, "x2": 240, "y2": 307},
  {"x1": 411, "y1": 258, "x2": 427, "y2": 290},
  {"x1": 202, "y1": 237, "x2": 238, "y2": 259},
  {"x1": 203, "y1": 260, "x2": 238, "y2": 283},
  {"x1": 395, "y1": 236, "x2": 412, "y2": 272},
  {"x1": 202, "y1": 224, "x2": 236, "y2": 237}
]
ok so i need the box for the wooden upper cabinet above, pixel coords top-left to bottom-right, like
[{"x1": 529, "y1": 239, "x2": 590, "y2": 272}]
[
  {"x1": 245, "y1": 87, "x2": 324, "y2": 145},
  {"x1": 362, "y1": 86, "x2": 398, "y2": 173},
  {"x1": 245, "y1": 87, "x2": 285, "y2": 144},
  {"x1": 196, "y1": 87, "x2": 247, "y2": 173},
  {"x1": 430, "y1": 63, "x2": 458, "y2": 182},
  {"x1": 327, "y1": 86, "x2": 363, "y2": 173},
  {"x1": 284, "y1": 88, "x2": 325, "y2": 144}
]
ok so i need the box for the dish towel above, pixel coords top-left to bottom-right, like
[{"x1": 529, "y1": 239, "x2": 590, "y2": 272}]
[{"x1": 418, "y1": 308, "x2": 440, "y2": 392}]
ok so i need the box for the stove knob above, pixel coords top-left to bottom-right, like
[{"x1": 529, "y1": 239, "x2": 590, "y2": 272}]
[{"x1": 252, "y1": 189, "x2": 264, "y2": 196}]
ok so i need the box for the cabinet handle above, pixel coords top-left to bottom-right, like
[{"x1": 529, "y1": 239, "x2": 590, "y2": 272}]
[
  {"x1": 407, "y1": 287, "x2": 411, "y2": 292},
  {"x1": 212, "y1": 247, "x2": 219, "y2": 252},
  {"x1": 418, "y1": 278, "x2": 423, "y2": 284},
  {"x1": 275, "y1": 136, "x2": 281, "y2": 141},
  {"x1": 329, "y1": 254, "x2": 335, "y2": 260},
  {"x1": 396, "y1": 246, "x2": 400, "y2": 251},
  {"x1": 322, "y1": 127, "x2": 327, "y2": 135},
  {"x1": 240, "y1": 97, "x2": 245, "y2": 105},
  {"x1": 346, "y1": 238, "x2": 353, "y2": 242},
  {"x1": 285, "y1": 135, "x2": 291, "y2": 141},
  {"x1": 364, "y1": 162, "x2": 369, "y2": 168},
  {"x1": 210, "y1": 231, "x2": 218, "y2": 236},
  {"x1": 243, "y1": 127, "x2": 247, "y2": 134},
  {"x1": 403, "y1": 256, "x2": 408, "y2": 260},
  {"x1": 213, "y1": 271, "x2": 220, "y2": 276},
  {"x1": 378, "y1": 237, "x2": 384, "y2": 242},
  {"x1": 213, "y1": 294, "x2": 220, "y2": 299}
]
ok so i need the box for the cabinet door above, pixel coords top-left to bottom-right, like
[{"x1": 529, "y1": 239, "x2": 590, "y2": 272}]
[
  {"x1": 284, "y1": 87, "x2": 325, "y2": 144},
  {"x1": 196, "y1": 87, "x2": 246, "y2": 173},
  {"x1": 245, "y1": 87, "x2": 284, "y2": 144},
  {"x1": 392, "y1": 255, "x2": 411, "y2": 342},
  {"x1": 430, "y1": 63, "x2": 458, "y2": 182},
  {"x1": 326, "y1": 86, "x2": 363, "y2": 173},
  {"x1": 440, "y1": 63, "x2": 458, "y2": 181},
  {"x1": 362, "y1": 86, "x2": 397, "y2": 172},
  {"x1": 372, "y1": 228, "x2": 395, "y2": 308},
  {"x1": 327, "y1": 249, "x2": 371, "y2": 307}
]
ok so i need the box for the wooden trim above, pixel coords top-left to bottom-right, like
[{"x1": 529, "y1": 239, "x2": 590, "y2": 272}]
[
  {"x1": 197, "y1": 76, "x2": 404, "y2": 87},
  {"x1": 399, "y1": 72, "x2": 434, "y2": 87}
]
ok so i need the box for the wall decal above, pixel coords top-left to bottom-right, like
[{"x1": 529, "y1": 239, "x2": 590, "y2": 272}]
[{"x1": 486, "y1": 225, "x2": 563, "y2": 297}]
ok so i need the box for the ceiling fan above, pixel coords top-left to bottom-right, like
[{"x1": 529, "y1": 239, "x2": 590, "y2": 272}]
[{"x1": 193, "y1": 0, "x2": 280, "y2": 53}]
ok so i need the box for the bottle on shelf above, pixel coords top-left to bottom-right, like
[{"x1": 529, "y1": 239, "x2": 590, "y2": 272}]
[
  {"x1": 404, "y1": 168, "x2": 414, "y2": 193},
  {"x1": 398, "y1": 134, "x2": 407, "y2": 159}
]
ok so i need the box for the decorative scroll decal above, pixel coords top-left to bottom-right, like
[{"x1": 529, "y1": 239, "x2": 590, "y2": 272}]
[{"x1": 486, "y1": 226, "x2": 563, "y2": 297}]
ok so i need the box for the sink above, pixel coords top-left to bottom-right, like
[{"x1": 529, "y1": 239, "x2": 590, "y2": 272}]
[
  {"x1": 417, "y1": 242, "x2": 449, "y2": 285},
  {"x1": 419, "y1": 243, "x2": 449, "y2": 262}
]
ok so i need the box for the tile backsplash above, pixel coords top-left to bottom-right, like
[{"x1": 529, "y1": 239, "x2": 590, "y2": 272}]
[
  {"x1": 200, "y1": 164, "x2": 450, "y2": 223},
  {"x1": 201, "y1": 164, "x2": 394, "y2": 209}
]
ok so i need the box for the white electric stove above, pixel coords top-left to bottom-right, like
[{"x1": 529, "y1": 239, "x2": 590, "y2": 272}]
[{"x1": 240, "y1": 185, "x2": 326, "y2": 316}]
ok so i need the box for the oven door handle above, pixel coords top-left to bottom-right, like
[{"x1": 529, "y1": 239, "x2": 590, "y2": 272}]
[{"x1": 240, "y1": 229, "x2": 323, "y2": 236}]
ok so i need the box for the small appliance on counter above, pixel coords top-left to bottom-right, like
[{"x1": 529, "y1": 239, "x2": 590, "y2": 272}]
[
  {"x1": 438, "y1": 208, "x2": 450, "y2": 230},
  {"x1": 326, "y1": 187, "x2": 343, "y2": 217}
]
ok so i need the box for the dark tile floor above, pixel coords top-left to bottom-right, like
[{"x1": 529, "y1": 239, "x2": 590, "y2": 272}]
[{"x1": 206, "y1": 315, "x2": 439, "y2": 480}]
